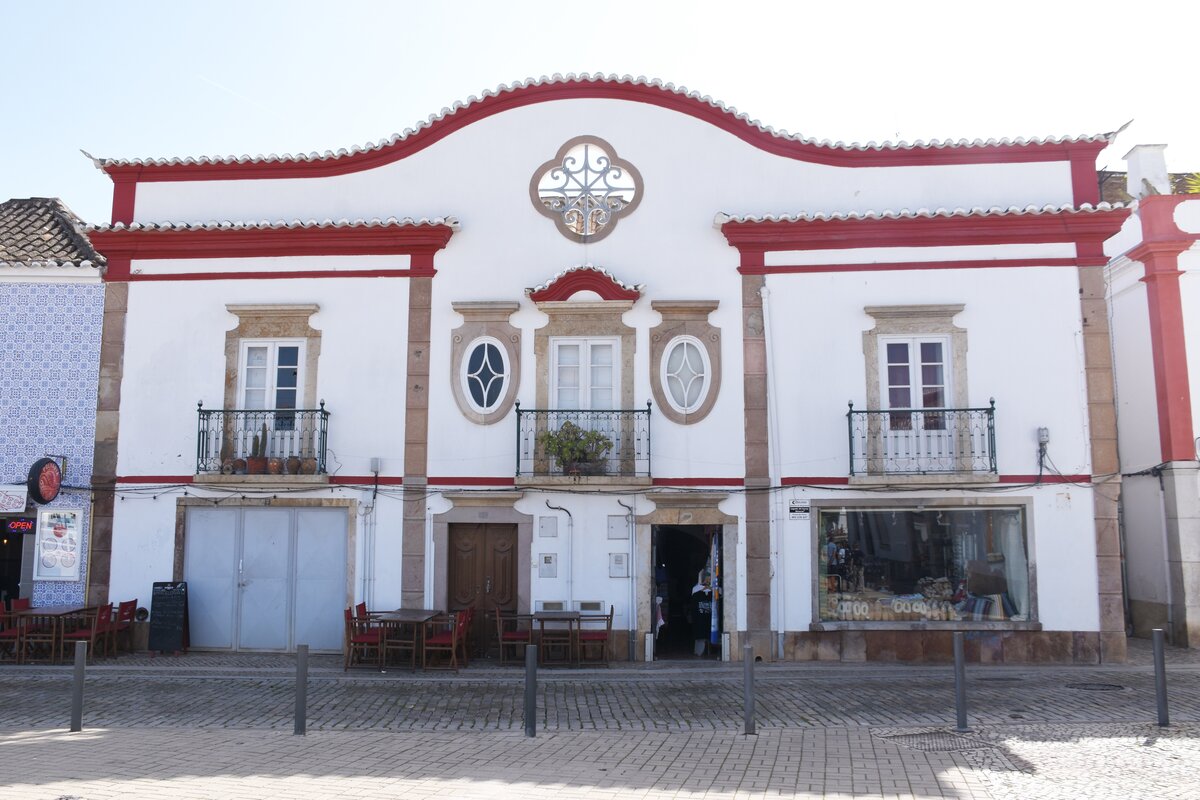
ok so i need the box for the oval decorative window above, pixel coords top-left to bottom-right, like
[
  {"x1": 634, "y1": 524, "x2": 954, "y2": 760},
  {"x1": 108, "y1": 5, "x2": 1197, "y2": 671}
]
[
  {"x1": 462, "y1": 338, "x2": 509, "y2": 413},
  {"x1": 661, "y1": 336, "x2": 710, "y2": 414}
]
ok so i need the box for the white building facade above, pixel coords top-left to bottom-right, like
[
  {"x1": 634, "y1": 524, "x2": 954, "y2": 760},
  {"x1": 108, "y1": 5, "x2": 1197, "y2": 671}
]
[
  {"x1": 89, "y1": 77, "x2": 1129, "y2": 662},
  {"x1": 1106, "y1": 145, "x2": 1200, "y2": 648}
]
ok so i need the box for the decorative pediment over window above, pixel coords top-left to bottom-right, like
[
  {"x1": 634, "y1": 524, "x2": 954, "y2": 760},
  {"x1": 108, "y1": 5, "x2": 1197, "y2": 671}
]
[
  {"x1": 530, "y1": 136, "x2": 642, "y2": 243},
  {"x1": 527, "y1": 265, "x2": 641, "y2": 302}
]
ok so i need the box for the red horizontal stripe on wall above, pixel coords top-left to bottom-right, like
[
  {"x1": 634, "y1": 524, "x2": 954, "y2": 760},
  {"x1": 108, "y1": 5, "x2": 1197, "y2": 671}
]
[
  {"x1": 125, "y1": 268, "x2": 432, "y2": 282},
  {"x1": 740, "y1": 257, "x2": 1107, "y2": 275},
  {"x1": 652, "y1": 477, "x2": 745, "y2": 487},
  {"x1": 998, "y1": 474, "x2": 1091, "y2": 484},
  {"x1": 783, "y1": 475, "x2": 1092, "y2": 486},
  {"x1": 330, "y1": 476, "x2": 405, "y2": 485},
  {"x1": 427, "y1": 477, "x2": 517, "y2": 486},
  {"x1": 782, "y1": 477, "x2": 851, "y2": 486},
  {"x1": 114, "y1": 476, "x2": 195, "y2": 484}
]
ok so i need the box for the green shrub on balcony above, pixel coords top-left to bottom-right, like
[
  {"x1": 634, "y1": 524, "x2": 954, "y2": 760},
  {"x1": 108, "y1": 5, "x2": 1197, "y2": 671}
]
[{"x1": 537, "y1": 421, "x2": 613, "y2": 476}]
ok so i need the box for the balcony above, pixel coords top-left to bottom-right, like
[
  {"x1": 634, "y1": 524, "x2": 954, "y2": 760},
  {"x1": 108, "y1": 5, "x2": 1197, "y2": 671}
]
[
  {"x1": 847, "y1": 401, "x2": 996, "y2": 479},
  {"x1": 516, "y1": 403, "x2": 651, "y2": 481},
  {"x1": 196, "y1": 403, "x2": 329, "y2": 476}
]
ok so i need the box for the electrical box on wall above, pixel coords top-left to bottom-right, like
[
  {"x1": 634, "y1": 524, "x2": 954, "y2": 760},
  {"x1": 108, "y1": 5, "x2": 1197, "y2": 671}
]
[
  {"x1": 538, "y1": 553, "x2": 557, "y2": 578},
  {"x1": 609, "y1": 552, "x2": 629, "y2": 577},
  {"x1": 539, "y1": 517, "x2": 558, "y2": 538},
  {"x1": 607, "y1": 515, "x2": 628, "y2": 539}
]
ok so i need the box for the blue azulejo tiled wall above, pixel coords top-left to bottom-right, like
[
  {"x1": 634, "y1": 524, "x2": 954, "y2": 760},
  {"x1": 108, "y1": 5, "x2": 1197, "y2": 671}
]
[{"x1": 1, "y1": 281, "x2": 103, "y2": 604}]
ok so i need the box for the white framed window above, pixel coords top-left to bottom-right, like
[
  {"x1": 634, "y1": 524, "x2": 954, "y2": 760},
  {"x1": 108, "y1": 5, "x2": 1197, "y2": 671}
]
[
  {"x1": 239, "y1": 340, "x2": 305, "y2": 411},
  {"x1": 551, "y1": 337, "x2": 618, "y2": 409},
  {"x1": 461, "y1": 337, "x2": 510, "y2": 414},
  {"x1": 660, "y1": 335, "x2": 710, "y2": 414},
  {"x1": 880, "y1": 336, "x2": 949, "y2": 427}
]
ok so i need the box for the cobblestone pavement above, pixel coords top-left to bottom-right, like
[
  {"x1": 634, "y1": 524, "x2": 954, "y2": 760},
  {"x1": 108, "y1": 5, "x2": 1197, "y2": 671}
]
[{"x1": 0, "y1": 639, "x2": 1197, "y2": 798}]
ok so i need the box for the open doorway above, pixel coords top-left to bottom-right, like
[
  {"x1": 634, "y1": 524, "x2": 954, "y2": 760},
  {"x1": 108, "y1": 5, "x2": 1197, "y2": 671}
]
[
  {"x1": 0, "y1": 517, "x2": 29, "y2": 606},
  {"x1": 651, "y1": 524, "x2": 721, "y2": 659}
]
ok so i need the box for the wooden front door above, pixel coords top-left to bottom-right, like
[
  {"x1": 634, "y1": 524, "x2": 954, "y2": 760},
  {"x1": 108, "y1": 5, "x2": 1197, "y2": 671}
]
[{"x1": 448, "y1": 523, "x2": 517, "y2": 657}]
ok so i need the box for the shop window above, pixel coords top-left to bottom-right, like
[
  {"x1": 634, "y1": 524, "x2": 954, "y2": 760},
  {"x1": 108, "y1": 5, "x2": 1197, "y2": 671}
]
[{"x1": 817, "y1": 506, "x2": 1030, "y2": 623}]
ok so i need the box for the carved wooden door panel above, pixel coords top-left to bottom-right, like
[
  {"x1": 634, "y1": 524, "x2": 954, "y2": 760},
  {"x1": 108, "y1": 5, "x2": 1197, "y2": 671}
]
[{"x1": 448, "y1": 523, "x2": 517, "y2": 657}]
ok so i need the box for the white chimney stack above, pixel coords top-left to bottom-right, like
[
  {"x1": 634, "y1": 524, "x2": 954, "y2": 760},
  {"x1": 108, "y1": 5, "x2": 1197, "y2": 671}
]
[{"x1": 1124, "y1": 144, "x2": 1170, "y2": 198}]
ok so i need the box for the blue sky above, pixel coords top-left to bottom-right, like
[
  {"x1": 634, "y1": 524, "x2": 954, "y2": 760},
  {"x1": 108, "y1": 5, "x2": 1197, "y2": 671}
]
[{"x1": 3, "y1": 0, "x2": 1196, "y2": 223}]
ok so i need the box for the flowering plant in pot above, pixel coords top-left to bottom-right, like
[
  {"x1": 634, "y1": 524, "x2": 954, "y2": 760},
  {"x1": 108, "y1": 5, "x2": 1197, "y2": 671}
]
[{"x1": 537, "y1": 420, "x2": 613, "y2": 476}]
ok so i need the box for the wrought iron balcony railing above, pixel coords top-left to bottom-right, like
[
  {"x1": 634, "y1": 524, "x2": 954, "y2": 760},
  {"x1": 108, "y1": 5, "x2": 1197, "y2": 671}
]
[
  {"x1": 516, "y1": 403, "x2": 651, "y2": 478},
  {"x1": 197, "y1": 403, "x2": 330, "y2": 475},
  {"x1": 847, "y1": 401, "x2": 996, "y2": 476}
]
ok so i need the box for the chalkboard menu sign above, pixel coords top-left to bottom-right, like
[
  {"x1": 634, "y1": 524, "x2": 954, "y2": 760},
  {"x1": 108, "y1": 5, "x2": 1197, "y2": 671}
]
[{"x1": 148, "y1": 581, "x2": 190, "y2": 654}]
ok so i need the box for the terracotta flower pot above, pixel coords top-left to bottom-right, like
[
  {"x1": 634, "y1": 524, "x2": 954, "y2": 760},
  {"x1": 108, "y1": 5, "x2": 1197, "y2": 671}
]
[
  {"x1": 246, "y1": 457, "x2": 267, "y2": 475},
  {"x1": 285, "y1": 456, "x2": 302, "y2": 475},
  {"x1": 267, "y1": 458, "x2": 283, "y2": 475}
]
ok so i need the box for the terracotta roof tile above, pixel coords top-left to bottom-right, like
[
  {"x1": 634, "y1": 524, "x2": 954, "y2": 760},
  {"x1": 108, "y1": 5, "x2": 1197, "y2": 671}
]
[{"x1": 0, "y1": 197, "x2": 104, "y2": 267}]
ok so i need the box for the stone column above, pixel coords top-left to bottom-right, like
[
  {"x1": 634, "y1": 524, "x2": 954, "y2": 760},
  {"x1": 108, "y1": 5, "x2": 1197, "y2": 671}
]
[
  {"x1": 401, "y1": 276, "x2": 432, "y2": 608},
  {"x1": 741, "y1": 273, "x2": 773, "y2": 657},
  {"x1": 88, "y1": 281, "x2": 128, "y2": 607}
]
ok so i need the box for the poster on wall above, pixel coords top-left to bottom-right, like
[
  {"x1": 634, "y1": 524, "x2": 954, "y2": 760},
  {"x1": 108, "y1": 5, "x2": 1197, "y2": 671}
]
[{"x1": 34, "y1": 509, "x2": 82, "y2": 581}]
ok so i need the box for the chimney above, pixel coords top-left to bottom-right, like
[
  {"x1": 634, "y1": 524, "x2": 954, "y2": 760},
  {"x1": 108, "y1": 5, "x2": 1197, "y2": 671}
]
[{"x1": 1124, "y1": 144, "x2": 1170, "y2": 197}]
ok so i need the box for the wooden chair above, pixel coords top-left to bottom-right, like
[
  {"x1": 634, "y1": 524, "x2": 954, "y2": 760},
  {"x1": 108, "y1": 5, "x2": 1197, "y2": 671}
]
[
  {"x1": 578, "y1": 605, "x2": 614, "y2": 666},
  {"x1": 10, "y1": 598, "x2": 30, "y2": 612},
  {"x1": 354, "y1": 601, "x2": 370, "y2": 619},
  {"x1": 457, "y1": 606, "x2": 475, "y2": 668},
  {"x1": 111, "y1": 599, "x2": 138, "y2": 653},
  {"x1": 495, "y1": 611, "x2": 532, "y2": 665},
  {"x1": 382, "y1": 619, "x2": 418, "y2": 670},
  {"x1": 423, "y1": 611, "x2": 467, "y2": 671},
  {"x1": 343, "y1": 607, "x2": 383, "y2": 670},
  {"x1": 0, "y1": 604, "x2": 19, "y2": 663},
  {"x1": 60, "y1": 603, "x2": 113, "y2": 662},
  {"x1": 19, "y1": 611, "x2": 60, "y2": 664},
  {"x1": 538, "y1": 617, "x2": 577, "y2": 667}
]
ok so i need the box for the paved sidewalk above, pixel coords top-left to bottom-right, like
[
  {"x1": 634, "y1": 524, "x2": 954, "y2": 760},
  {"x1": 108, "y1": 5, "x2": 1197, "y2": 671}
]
[{"x1": 0, "y1": 638, "x2": 1197, "y2": 798}]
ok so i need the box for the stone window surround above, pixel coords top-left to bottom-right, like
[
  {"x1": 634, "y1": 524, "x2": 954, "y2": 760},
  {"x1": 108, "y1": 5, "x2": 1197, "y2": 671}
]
[
  {"x1": 649, "y1": 301, "x2": 721, "y2": 425},
  {"x1": 862, "y1": 304, "x2": 967, "y2": 411},
  {"x1": 449, "y1": 302, "x2": 521, "y2": 425},
  {"x1": 806, "y1": 496, "x2": 1040, "y2": 632},
  {"x1": 224, "y1": 304, "x2": 322, "y2": 411}
]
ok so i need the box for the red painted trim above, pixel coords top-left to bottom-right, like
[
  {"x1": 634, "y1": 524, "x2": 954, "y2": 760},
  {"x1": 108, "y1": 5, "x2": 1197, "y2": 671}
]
[
  {"x1": 1070, "y1": 152, "x2": 1101, "y2": 207},
  {"x1": 115, "y1": 476, "x2": 195, "y2": 484},
  {"x1": 98, "y1": 80, "x2": 1109, "y2": 184},
  {"x1": 90, "y1": 224, "x2": 455, "y2": 263},
  {"x1": 529, "y1": 269, "x2": 640, "y2": 302},
  {"x1": 722, "y1": 209, "x2": 1130, "y2": 254},
  {"x1": 428, "y1": 476, "x2": 517, "y2": 486},
  {"x1": 330, "y1": 475, "x2": 404, "y2": 485},
  {"x1": 741, "y1": 256, "x2": 1106, "y2": 275},
  {"x1": 652, "y1": 477, "x2": 745, "y2": 487},
  {"x1": 124, "y1": 268, "x2": 432, "y2": 282},
  {"x1": 104, "y1": 257, "x2": 131, "y2": 281},
  {"x1": 782, "y1": 474, "x2": 1091, "y2": 485},
  {"x1": 111, "y1": 180, "x2": 136, "y2": 225}
]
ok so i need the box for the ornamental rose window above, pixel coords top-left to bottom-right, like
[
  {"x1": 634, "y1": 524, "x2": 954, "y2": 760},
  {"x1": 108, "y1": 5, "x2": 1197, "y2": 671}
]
[
  {"x1": 463, "y1": 338, "x2": 509, "y2": 413},
  {"x1": 530, "y1": 136, "x2": 642, "y2": 242},
  {"x1": 661, "y1": 336, "x2": 710, "y2": 414}
]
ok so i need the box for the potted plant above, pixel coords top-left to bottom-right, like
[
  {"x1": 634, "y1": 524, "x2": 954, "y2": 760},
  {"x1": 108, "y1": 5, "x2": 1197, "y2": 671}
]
[
  {"x1": 537, "y1": 420, "x2": 613, "y2": 476},
  {"x1": 246, "y1": 422, "x2": 268, "y2": 475}
]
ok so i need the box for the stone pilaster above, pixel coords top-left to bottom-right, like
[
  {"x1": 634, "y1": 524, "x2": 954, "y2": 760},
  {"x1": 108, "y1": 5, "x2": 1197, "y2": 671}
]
[
  {"x1": 401, "y1": 277, "x2": 432, "y2": 608},
  {"x1": 741, "y1": 274, "x2": 773, "y2": 656}
]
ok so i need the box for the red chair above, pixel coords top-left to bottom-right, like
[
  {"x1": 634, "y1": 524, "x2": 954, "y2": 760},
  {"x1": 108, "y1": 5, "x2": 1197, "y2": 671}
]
[
  {"x1": 495, "y1": 611, "x2": 532, "y2": 665},
  {"x1": 0, "y1": 605, "x2": 19, "y2": 663},
  {"x1": 10, "y1": 598, "x2": 30, "y2": 612},
  {"x1": 19, "y1": 611, "x2": 61, "y2": 664},
  {"x1": 355, "y1": 602, "x2": 370, "y2": 619},
  {"x1": 111, "y1": 600, "x2": 137, "y2": 653},
  {"x1": 423, "y1": 611, "x2": 468, "y2": 671},
  {"x1": 60, "y1": 603, "x2": 113, "y2": 662},
  {"x1": 343, "y1": 608, "x2": 383, "y2": 670},
  {"x1": 578, "y1": 605, "x2": 614, "y2": 666}
]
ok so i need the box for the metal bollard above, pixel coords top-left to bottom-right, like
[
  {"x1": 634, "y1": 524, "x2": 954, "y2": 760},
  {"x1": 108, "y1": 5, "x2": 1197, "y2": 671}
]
[
  {"x1": 294, "y1": 644, "x2": 309, "y2": 736},
  {"x1": 70, "y1": 641, "x2": 86, "y2": 732},
  {"x1": 524, "y1": 645, "x2": 538, "y2": 737},
  {"x1": 743, "y1": 644, "x2": 756, "y2": 735},
  {"x1": 1152, "y1": 628, "x2": 1169, "y2": 727},
  {"x1": 953, "y1": 632, "x2": 968, "y2": 732}
]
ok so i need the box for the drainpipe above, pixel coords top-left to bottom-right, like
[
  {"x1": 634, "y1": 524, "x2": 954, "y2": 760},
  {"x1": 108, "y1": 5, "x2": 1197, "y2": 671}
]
[
  {"x1": 760, "y1": 284, "x2": 786, "y2": 659},
  {"x1": 618, "y1": 497, "x2": 635, "y2": 661},
  {"x1": 546, "y1": 500, "x2": 574, "y2": 609},
  {"x1": 1153, "y1": 467, "x2": 1175, "y2": 644}
]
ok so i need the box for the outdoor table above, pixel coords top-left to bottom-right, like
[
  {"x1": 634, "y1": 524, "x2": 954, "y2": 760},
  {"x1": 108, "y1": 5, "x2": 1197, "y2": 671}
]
[
  {"x1": 12, "y1": 604, "x2": 97, "y2": 664},
  {"x1": 373, "y1": 609, "x2": 441, "y2": 667},
  {"x1": 534, "y1": 611, "x2": 580, "y2": 666}
]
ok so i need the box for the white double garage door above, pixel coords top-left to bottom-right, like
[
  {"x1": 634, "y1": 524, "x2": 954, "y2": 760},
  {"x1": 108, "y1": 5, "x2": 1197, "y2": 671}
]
[{"x1": 185, "y1": 506, "x2": 347, "y2": 652}]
